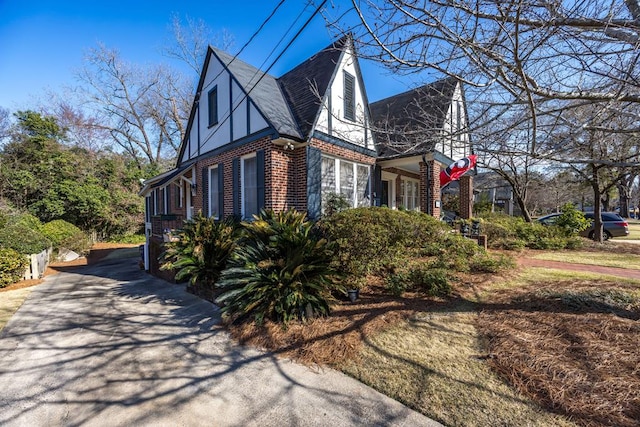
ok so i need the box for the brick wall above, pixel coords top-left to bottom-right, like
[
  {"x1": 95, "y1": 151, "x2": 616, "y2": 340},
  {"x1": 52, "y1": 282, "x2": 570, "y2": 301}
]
[
  {"x1": 459, "y1": 175, "x2": 473, "y2": 219},
  {"x1": 309, "y1": 138, "x2": 377, "y2": 166},
  {"x1": 192, "y1": 136, "x2": 272, "y2": 217},
  {"x1": 419, "y1": 160, "x2": 441, "y2": 218},
  {"x1": 148, "y1": 235, "x2": 177, "y2": 283},
  {"x1": 290, "y1": 147, "x2": 307, "y2": 212}
]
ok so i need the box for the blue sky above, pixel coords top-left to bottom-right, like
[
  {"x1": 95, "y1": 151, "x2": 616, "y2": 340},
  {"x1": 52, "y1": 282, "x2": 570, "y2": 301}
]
[{"x1": 0, "y1": 0, "x2": 415, "y2": 111}]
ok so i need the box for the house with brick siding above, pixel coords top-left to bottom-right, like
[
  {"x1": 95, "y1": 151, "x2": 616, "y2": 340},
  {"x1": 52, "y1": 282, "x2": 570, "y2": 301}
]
[{"x1": 139, "y1": 35, "x2": 472, "y2": 275}]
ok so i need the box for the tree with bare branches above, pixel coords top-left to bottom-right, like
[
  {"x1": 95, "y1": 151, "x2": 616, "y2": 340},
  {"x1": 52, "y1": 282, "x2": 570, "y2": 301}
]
[
  {"x1": 324, "y1": 0, "x2": 640, "y2": 219},
  {"x1": 74, "y1": 18, "x2": 233, "y2": 168},
  {"x1": 544, "y1": 102, "x2": 640, "y2": 240},
  {"x1": 75, "y1": 44, "x2": 191, "y2": 167}
]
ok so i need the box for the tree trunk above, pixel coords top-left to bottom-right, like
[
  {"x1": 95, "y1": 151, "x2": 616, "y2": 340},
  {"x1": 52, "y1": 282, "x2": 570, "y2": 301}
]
[
  {"x1": 618, "y1": 183, "x2": 630, "y2": 218},
  {"x1": 515, "y1": 196, "x2": 532, "y2": 222},
  {"x1": 591, "y1": 165, "x2": 604, "y2": 242}
]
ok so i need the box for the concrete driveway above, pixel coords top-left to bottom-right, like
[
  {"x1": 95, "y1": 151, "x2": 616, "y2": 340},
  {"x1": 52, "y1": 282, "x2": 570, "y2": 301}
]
[{"x1": 0, "y1": 253, "x2": 441, "y2": 426}]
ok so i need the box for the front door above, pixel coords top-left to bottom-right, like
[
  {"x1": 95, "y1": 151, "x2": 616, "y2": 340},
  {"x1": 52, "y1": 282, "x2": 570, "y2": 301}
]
[{"x1": 381, "y1": 180, "x2": 389, "y2": 207}]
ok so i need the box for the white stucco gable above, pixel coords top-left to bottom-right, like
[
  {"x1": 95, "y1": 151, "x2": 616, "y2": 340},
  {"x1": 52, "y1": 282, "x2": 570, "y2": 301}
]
[
  {"x1": 440, "y1": 82, "x2": 470, "y2": 161},
  {"x1": 314, "y1": 44, "x2": 371, "y2": 149},
  {"x1": 179, "y1": 49, "x2": 270, "y2": 164}
]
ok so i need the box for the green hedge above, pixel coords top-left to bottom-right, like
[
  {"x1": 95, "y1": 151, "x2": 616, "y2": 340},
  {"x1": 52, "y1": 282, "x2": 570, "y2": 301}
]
[
  {"x1": 41, "y1": 219, "x2": 91, "y2": 254},
  {"x1": 0, "y1": 248, "x2": 28, "y2": 287},
  {"x1": 0, "y1": 216, "x2": 50, "y2": 255},
  {"x1": 478, "y1": 213, "x2": 584, "y2": 250},
  {"x1": 318, "y1": 207, "x2": 450, "y2": 276}
]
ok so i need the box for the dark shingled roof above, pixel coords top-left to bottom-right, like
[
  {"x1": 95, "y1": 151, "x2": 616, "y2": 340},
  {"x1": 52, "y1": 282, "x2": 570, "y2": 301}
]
[
  {"x1": 370, "y1": 76, "x2": 458, "y2": 159},
  {"x1": 277, "y1": 36, "x2": 350, "y2": 139},
  {"x1": 212, "y1": 48, "x2": 302, "y2": 140}
]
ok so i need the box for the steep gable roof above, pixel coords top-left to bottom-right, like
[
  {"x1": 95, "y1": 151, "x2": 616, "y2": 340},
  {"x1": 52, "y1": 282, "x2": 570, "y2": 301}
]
[
  {"x1": 277, "y1": 36, "x2": 350, "y2": 139},
  {"x1": 211, "y1": 48, "x2": 302, "y2": 140},
  {"x1": 370, "y1": 76, "x2": 459, "y2": 159}
]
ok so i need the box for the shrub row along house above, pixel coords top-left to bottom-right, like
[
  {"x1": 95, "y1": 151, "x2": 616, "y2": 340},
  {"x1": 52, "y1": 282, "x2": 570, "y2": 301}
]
[{"x1": 139, "y1": 35, "x2": 472, "y2": 276}]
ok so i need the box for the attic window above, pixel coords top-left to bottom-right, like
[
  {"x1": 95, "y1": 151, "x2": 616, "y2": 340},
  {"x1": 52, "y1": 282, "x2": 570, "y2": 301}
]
[
  {"x1": 208, "y1": 86, "x2": 218, "y2": 127},
  {"x1": 343, "y1": 71, "x2": 355, "y2": 121}
]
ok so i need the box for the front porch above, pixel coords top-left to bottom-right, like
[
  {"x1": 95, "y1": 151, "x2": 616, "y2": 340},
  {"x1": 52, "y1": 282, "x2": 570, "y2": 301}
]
[{"x1": 375, "y1": 153, "x2": 474, "y2": 220}]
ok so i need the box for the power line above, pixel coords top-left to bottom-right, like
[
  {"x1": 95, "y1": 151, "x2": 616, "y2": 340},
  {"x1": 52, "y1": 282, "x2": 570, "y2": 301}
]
[
  {"x1": 201, "y1": 0, "x2": 287, "y2": 93},
  {"x1": 196, "y1": 0, "x2": 329, "y2": 150}
]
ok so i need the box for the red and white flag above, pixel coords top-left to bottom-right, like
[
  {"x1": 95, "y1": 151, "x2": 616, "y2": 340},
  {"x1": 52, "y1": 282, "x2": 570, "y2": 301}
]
[{"x1": 440, "y1": 155, "x2": 477, "y2": 187}]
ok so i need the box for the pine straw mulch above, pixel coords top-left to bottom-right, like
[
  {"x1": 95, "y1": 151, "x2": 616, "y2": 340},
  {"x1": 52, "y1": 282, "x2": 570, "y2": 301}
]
[
  {"x1": 225, "y1": 277, "x2": 456, "y2": 366},
  {"x1": 581, "y1": 240, "x2": 640, "y2": 255},
  {"x1": 476, "y1": 279, "x2": 640, "y2": 427},
  {"x1": 226, "y1": 259, "x2": 640, "y2": 427}
]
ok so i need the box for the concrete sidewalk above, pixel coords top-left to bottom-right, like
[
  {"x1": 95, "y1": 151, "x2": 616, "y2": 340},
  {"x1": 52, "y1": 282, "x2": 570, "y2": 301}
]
[{"x1": 0, "y1": 255, "x2": 441, "y2": 427}]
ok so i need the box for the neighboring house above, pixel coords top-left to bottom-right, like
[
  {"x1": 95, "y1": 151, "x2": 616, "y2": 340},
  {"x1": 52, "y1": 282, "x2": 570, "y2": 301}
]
[
  {"x1": 473, "y1": 172, "x2": 519, "y2": 216},
  {"x1": 139, "y1": 35, "x2": 472, "y2": 276},
  {"x1": 370, "y1": 76, "x2": 471, "y2": 213}
]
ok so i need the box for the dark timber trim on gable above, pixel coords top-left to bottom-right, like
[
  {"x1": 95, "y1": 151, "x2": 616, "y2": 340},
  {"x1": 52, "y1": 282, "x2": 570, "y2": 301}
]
[
  {"x1": 183, "y1": 128, "x2": 277, "y2": 165},
  {"x1": 209, "y1": 49, "x2": 298, "y2": 143},
  {"x1": 228, "y1": 75, "x2": 233, "y2": 141},
  {"x1": 311, "y1": 130, "x2": 377, "y2": 157}
]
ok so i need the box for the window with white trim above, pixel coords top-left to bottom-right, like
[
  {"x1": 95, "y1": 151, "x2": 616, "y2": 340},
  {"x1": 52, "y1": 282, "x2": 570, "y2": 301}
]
[
  {"x1": 400, "y1": 178, "x2": 420, "y2": 211},
  {"x1": 162, "y1": 186, "x2": 169, "y2": 214},
  {"x1": 208, "y1": 165, "x2": 220, "y2": 219},
  {"x1": 151, "y1": 189, "x2": 158, "y2": 215},
  {"x1": 145, "y1": 195, "x2": 152, "y2": 222},
  {"x1": 321, "y1": 155, "x2": 370, "y2": 208},
  {"x1": 242, "y1": 155, "x2": 258, "y2": 219},
  {"x1": 177, "y1": 181, "x2": 184, "y2": 208}
]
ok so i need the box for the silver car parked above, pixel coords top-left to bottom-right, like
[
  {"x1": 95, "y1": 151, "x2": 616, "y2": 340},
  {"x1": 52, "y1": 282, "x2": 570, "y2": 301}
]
[{"x1": 537, "y1": 211, "x2": 629, "y2": 240}]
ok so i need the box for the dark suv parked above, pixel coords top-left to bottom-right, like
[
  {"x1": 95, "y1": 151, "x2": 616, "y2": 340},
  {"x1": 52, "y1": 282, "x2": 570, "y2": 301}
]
[{"x1": 537, "y1": 211, "x2": 629, "y2": 240}]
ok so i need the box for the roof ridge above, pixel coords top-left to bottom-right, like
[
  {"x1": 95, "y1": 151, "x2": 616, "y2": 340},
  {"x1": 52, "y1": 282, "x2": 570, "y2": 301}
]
[
  {"x1": 371, "y1": 75, "x2": 458, "y2": 106},
  {"x1": 277, "y1": 34, "x2": 350, "y2": 79}
]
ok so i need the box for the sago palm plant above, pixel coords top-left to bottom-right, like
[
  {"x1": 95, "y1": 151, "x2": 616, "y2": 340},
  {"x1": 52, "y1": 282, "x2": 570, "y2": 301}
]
[
  {"x1": 216, "y1": 209, "x2": 341, "y2": 325},
  {"x1": 161, "y1": 214, "x2": 240, "y2": 288}
]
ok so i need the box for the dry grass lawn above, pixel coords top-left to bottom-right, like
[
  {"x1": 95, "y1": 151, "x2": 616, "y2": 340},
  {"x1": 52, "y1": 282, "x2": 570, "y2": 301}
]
[
  {"x1": 229, "y1": 246, "x2": 640, "y2": 427},
  {"x1": 531, "y1": 250, "x2": 640, "y2": 269},
  {"x1": 342, "y1": 311, "x2": 575, "y2": 427},
  {"x1": 0, "y1": 287, "x2": 33, "y2": 332}
]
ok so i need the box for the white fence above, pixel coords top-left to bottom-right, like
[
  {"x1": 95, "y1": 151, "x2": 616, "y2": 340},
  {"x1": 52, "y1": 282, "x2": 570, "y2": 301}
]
[{"x1": 22, "y1": 248, "x2": 52, "y2": 280}]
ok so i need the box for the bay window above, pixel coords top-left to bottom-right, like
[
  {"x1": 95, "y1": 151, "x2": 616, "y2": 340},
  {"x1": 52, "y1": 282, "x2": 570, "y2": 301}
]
[{"x1": 321, "y1": 155, "x2": 370, "y2": 209}]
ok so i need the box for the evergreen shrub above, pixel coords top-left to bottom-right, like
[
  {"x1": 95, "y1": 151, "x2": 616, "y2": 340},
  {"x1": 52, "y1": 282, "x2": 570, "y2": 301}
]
[
  {"x1": 216, "y1": 209, "x2": 340, "y2": 325},
  {"x1": 41, "y1": 219, "x2": 91, "y2": 254},
  {"x1": 479, "y1": 213, "x2": 583, "y2": 250},
  {"x1": 0, "y1": 215, "x2": 50, "y2": 255},
  {"x1": 319, "y1": 207, "x2": 450, "y2": 276},
  {"x1": 384, "y1": 265, "x2": 451, "y2": 297},
  {"x1": 468, "y1": 253, "x2": 516, "y2": 273},
  {"x1": 0, "y1": 248, "x2": 28, "y2": 287}
]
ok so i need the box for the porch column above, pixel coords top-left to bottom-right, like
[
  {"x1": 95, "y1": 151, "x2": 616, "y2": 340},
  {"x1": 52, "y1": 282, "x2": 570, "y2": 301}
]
[
  {"x1": 459, "y1": 175, "x2": 473, "y2": 219},
  {"x1": 420, "y1": 160, "x2": 441, "y2": 218}
]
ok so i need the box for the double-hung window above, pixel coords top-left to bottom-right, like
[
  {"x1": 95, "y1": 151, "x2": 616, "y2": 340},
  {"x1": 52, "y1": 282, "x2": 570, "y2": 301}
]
[
  {"x1": 151, "y1": 189, "x2": 158, "y2": 216},
  {"x1": 162, "y1": 186, "x2": 169, "y2": 214},
  {"x1": 321, "y1": 155, "x2": 370, "y2": 209},
  {"x1": 208, "y1": 165, "x2": 220, "y2": 219},
  {"x1": 176, "y1": 182, "x2": 183, "y2": 208},
  {"x1": 145, "y1": 195, "x2": 152, "y2": 222},
  {"x1": 242, "y1": 155, "x2": 258, "y2": 219},
  {"x1": 401, "y1": 178, "x2": 420, "y2": 211},
  {"x1": 339, "y1": 160, "x2": 355, "y2": 205}
]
